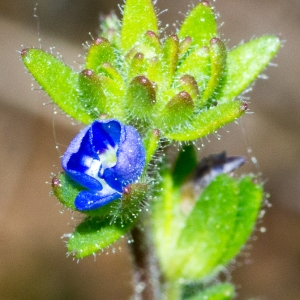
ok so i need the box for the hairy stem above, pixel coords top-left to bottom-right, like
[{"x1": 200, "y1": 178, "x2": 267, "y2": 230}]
[{"x1": 129, "y1": 219, "x2": 162, "y2": 300}]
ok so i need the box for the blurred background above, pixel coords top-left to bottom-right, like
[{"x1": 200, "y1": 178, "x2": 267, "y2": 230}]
[{"x1": 1, "y1": 0, "x2": 300, "y2": 299}]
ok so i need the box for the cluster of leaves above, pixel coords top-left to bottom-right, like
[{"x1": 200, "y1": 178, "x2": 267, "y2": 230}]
[{"x1": 21, "y1": 0, "x2": 280, "y2": 298}]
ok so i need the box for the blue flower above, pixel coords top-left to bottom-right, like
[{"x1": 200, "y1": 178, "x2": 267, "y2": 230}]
[{"x1": 62, "y1": 119, "x2": 146, "y2": 210}]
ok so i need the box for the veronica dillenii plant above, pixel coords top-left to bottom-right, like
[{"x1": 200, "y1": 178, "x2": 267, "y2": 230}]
[{"x1": 21, "y1": 0, "x2": 280, "y2": 299}]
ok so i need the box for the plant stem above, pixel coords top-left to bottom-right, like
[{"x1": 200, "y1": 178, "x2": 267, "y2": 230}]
[{"x1": 129, "y1": 219, "x2": 162, "y2": 300}]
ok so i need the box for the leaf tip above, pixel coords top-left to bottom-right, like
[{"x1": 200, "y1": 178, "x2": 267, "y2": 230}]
[
  {"x1": 240, "y1": 101, "x2": 248, "y2": 112},
  {"x1": 201, "y1": 0, "x2": 211, "y2": 7},
  {"x1": 21, "y1": 48, "x2": 29, "y2": 57}
]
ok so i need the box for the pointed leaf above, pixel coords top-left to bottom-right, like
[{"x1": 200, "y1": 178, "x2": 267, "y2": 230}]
[
  {"x1": 67, "y1": 217, "x2": 134, "y2": 258},
  {"x1": 201, "y1": 38, "x2": 227, "y2": 104},
  {"x1": 168, "y1": 175, "x2": 239, "y2": 280},
  {"x1": 178, "y1": 2, "x2": 217, "y2": 48},
  {"x1": 99, "y1": 76, "x2": 126, "y2": 121},
  {"x1": 79, "y1": 69, "x2": 107, "y2": 119},
  {"x1": 127, "y1": 52, "x2": 146, "y2": 80},
  {"x1": 161, "y1": 35, "x2": 179, "y2": 88},
  {"x1": 219, "y1": 175, "x2": 263, "y2": 264},
  {"x1": 178, "y1": 74, "x2": 200, "y2": 101},
  {"x1": 21, "y1": 48, "x2": 94, "y2": 124},
  {"x1": 125, "y1": 75, "x2": 156, "y2": 119},
  {"x1": 121, "y1": 0, "x2": 158, "y2": 53},
  {"x1": 176, "y1": 46, "x2": 211, "y2": 93},
  {"x1": 165, "y1": 100, "x2": 247, "y2": 141},
  {"x1": 157, "y1": 91, "x2": 194, "y2": 129},
  {"x1": 85, "y1": 37, "x2": 116, "y2": 73},
  {"x1": 217, "y1": 35, "x2": 281, "y2": 101},
  {"x1": 52, "y1": 172, "x2": 83, "y2": 210}
]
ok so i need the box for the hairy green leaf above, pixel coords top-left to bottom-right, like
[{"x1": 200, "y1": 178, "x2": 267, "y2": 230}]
[
  {"x1": 67, "y1": 217, "x2": 134, "y2": 258},
  {"x1": 165, "y1": 100, "x2": 246, "y2": 141},
  {"x1": 21, "y1": 48, "x2": 93, "y2": 124},
  {"x1": 178, "y1": 3, "x2": 217, "y2": 48},
  {"x1": 121, "y1": 0, "x2": 158, "y2": 53},
  {"x1": 217, "y1": 35, "x2": 281, "y2": 101}
]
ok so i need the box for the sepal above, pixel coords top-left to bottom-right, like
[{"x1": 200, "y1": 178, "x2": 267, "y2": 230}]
[
  {"x1": 67, "y1": 216, "x2": 135, "y2": 258},
  {"x1": 78, "y1": 69, "x2": 107, "y2": 119},
  {"x1": 175, "y1": 46, "x2": 211, "y2": 98},
  {"x1": 178, "y1": 2, "x2": 217, "y2": 48},
  {"x1": 165, "y1": 100, "x2": 247, "y2": 141},
  {"x1": 85, "y1": 37, "x2": 116, "y2": 74},
  {"x1": 121, "y1": 0, "x2": 158, "y2": 53},
  {"x1": 158, "y1": 91, "x2": 194, "y2": 129},
  {"x1": 126, "y1": 75, "x2": 156, "y2": 120},
  {"x1": 201, "y1": 38, "x2": 227, "y2": 104},
  {"x1": 161, "y1": 35, "x2": 179, "y2": 88},
  {"x1": 21, "y1": 48, "x2": 93, "y2": 124},
  {"x1": 217, "y1": 35, "x2": 281, "y2": 102}
]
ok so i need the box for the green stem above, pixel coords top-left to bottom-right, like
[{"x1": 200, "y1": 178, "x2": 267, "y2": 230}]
[{"x1": 129, "y1": 218, "x2": 162, "y2": 300}]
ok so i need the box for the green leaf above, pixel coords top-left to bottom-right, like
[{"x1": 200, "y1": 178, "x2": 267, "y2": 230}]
[
  {"x1": 67, "y1": 216, "x2": 134, "y2": 258},
  {"x1": 52, "y1": 172, "x2": 83, "y2": 210},
  {"x1": 168, "y1": 175, "x2": 239, "y2": 280},
  {"x1": 187, "y1": 283, "x2": 235, "y2": 300},
  {"x1": 175, "y1": 46, "x2": 211, "y2": 94},
  {"x1": 78, "y1": 70, "x2": 107, "y2": 119},
  {"x1": 125, "y1": 75, "x2": 156, "y2": 120},
  {"x1": 172, "y1": 144, "x2": 197, "y2": 187},
  {"x1": 157, "y1": 91, "x2": 194, "y2": 129},
  {"x1": 178, "y1": 74, "x2": 200, "y2": 101},
  {"x1": 127, "y1": 52, "x2": 146, "y2": 80},
  {"x1": 217, "y1": 35, "x2": 281, "y2": 102},
  {"x1": 178, "y1": 2, "x2": 217, "y2": 48},
  {"x1": 85, "y1": 38, "x2": 116, "y2": 74},
  {"x1": 99, "y1": 76, "x2": 126, "y2": 121},
  {"x1": 219, "y1": 175, "x2": 263, "y2": 264},
  {"x1": 21, "y1": 48, "x2": 93, "y2": 124},
  {"x1": 201, "y1": 38, "x2": 227, "y2": 104},
  {"x1": 161, "y1": 35, "x2": 179, "y2": 88},
  {"x1": 165, "y1": 100, "x2": 246, "y2": 141},
  {"x1": 121, "y1": 0, "x2": 158, "y2": 53}
]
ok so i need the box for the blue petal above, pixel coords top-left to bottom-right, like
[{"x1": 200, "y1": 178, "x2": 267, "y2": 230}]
[
  {"x1": 62, "y1": 125, "x2": 103, "y2": 190},
  {"x1": 75, "y1": 190, "x2": 122, "y2": 210},
  {"x1": 91, "y1": 120, "x2": 121, "y2": 152},
  {"x1": 103, "y1": 124, "x2": 146, "y2": 191},
  {"x1": 61, "y1": 119, "x2": 146, "y2": 210},
  {"x1": 65, "y1": 169, "x2": 103, "y2": 191}
]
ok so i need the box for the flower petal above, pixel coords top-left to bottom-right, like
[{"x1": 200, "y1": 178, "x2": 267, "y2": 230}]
[
  {"x1": 75, "y1": 190, "x2": 121, "y2": 210},
  {"x1": 62, "y1": 119, "x2": 145, "y2": 210},
  {"x1": 62, "y1": 125, "x2": 103, "y2": 190},
  {"x1": 90, "y1": 119, "x2": 121, "y2": 152},
  {"x1": 103, "y1": 124, "x2": 145, "y2": 191}
]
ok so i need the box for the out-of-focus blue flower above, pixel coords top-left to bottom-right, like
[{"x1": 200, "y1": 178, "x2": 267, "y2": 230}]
[{"x1": 62, "y1": 119, "x2": 145, "y2": 210}]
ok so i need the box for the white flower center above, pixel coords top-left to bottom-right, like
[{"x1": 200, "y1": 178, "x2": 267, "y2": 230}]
[
  {"x1": 82, "y1": 145, "x2": 119, "y2": 194},
  {"x1": 98, "y1": 144, "x2": 118, "y2": 174}
]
